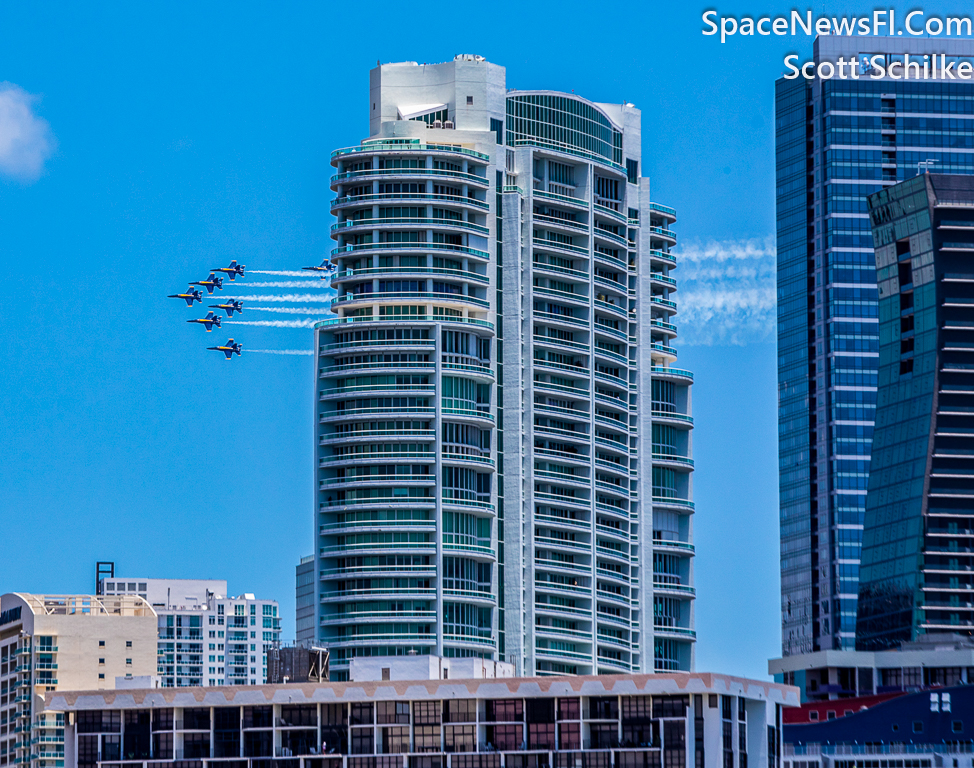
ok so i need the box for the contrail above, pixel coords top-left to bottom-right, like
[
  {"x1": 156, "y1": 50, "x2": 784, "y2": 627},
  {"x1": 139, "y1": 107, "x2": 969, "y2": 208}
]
[
  {"x1": 252, "y1": 306, "x2": 336, "y2": 315},
  {"x1": 224, "y1": 294, "x2": 335, "y2": 303},
  {"x1": 250, "y1": 270, "x2": 323, "y2": 277},
  {"x1": 678, "y1": 236, "x2": 777, "y2": 346},
  {"x1": 242, "y1": 281, "x2": 331, "y2": 288},
  {"x1": 223, "y1": 319, "x2": 320, "y2": 328},
  {"x1": 248, "y1": 348, "x2": 315, "y2": 356}
]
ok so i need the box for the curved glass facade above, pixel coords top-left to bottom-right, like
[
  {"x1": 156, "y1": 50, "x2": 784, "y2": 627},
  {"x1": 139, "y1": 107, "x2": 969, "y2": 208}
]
[{"x1": 506, "y1": 93, "x2": 624, "y2": 168}]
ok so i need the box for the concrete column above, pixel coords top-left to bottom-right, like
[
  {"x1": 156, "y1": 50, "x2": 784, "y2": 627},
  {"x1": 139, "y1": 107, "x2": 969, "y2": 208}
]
[{"x1": 434, "y1": 323, "x2": 444, "y2": 657}]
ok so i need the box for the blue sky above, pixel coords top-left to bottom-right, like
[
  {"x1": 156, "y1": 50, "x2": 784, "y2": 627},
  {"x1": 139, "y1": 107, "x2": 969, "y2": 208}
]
[{"x1": 1, "y1": 0, "x2": 957, "y2": 679}]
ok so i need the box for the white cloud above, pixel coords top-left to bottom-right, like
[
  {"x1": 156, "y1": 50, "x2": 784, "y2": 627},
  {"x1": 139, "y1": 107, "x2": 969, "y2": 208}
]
[
  {"x1": 675, "y1": 237, "x2": 776, "y2": 346},
  {"x1": 0, "y1": 83, "x2": 55, "y2": 182}
]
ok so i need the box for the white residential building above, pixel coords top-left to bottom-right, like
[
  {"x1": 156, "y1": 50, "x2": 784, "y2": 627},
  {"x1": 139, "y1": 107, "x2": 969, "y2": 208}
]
[
  {"x1": 316, "y1": 55, "x2": 694, "y2": 678},
  {"x1": 96, "y1": 578, "x2": 282, "y2": 687}
]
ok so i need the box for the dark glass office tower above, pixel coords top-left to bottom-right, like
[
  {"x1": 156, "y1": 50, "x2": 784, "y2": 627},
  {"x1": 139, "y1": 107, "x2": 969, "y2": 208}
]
[
  {"x1": 856, "y1": 173, "x2": 974, "y2": 649},
  {"x1": 775, "y1": 36, "x2": 974, "y2": 655}
]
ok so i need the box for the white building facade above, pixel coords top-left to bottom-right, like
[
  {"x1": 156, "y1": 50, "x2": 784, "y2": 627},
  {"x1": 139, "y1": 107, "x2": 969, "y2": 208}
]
[
  {"x1": 315, "y1": 56, "x2": 694, "y2": 679},
  {"x1": 96, "y1": 578, "x2": 282, "y2": 687}
]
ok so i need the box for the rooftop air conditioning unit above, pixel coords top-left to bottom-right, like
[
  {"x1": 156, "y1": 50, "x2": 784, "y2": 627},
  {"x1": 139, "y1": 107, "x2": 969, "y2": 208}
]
[
  {"x1": 444, "y1": 120, "x2": 454, "y2": 129},
  {"x1": 434, "y1": 120, "x2": 443, "y2": 129}
]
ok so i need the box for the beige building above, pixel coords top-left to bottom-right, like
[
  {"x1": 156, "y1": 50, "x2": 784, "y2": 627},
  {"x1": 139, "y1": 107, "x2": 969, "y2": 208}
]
[{"x1": 0, "y1": 594, "x2": 157, "y2": 768}]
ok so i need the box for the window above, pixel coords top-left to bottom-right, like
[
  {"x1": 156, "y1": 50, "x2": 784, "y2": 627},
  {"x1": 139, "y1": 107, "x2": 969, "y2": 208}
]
[
  {"x1": 444, "y1": 699, "x2": 476, "y2": 723},
  {"x1": 98, "y1": 673, "x2": 105, "y2": 679},
  {"x1": 351, "y1": 703, "x2": 374, "y2": 726},
  {"x1": 126, "y1": 641, "x2": 132, "y2": 648},
  {"x1": 380, "y1": 726, "x2": 409, "y2": 754},
  {"x1": 808, "y1": 711, "x2": 819, "y2": 722},
  {"x1": 382, "y1": 667, "x2": 390, "y2": 681},
  {"x1": 99, "y1": 640, "x2": 106, "y2": 647},
  {"x1": 558, "y1": 698, "x2": 579, "y2": 721},
  {"x1": 467, "y1": 96, "x2": 474, "y2": 105},
  {"x1": 487, "y1": 699, "x2": 523, "y2": 722},
  {"x1": 414, "y1": 701, "x2": 441, "y2": 725},
  {"x1": 952, "y1": 721, "x2": 963, "y2": 733},
  {"x1": 126, "y1": 658, "x2": 133, "y2": 665},
  {"x1": 99, "y1": 658, "x2": 105, "y2": 665},
  {"x1": 445, "y1": 724, "x2": 476, "y2": 753},
  {"x1": 351, "y1": 729, "x2": 374, "y2": 755},
  {"x1": 626, "y1": 158, "x2": 639, "y2": 185},
  {"x1": 913, "y1": 721, "x2": 923, "y2": 733},
  {"x1": 377, "y1": 701, "x2": 409, "y2": 725},
  {"x1": 414, "y1": 725, "x2": 440, "y2": 753}
]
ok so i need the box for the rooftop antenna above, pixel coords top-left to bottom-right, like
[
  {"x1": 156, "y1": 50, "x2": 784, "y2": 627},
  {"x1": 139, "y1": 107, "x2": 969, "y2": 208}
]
[
  {"x1": 95, "y1": 561, "x2": 114, "y2": 593},
  {"x1": 918, "y1": 159, "x2": 938, "y2": 174}
]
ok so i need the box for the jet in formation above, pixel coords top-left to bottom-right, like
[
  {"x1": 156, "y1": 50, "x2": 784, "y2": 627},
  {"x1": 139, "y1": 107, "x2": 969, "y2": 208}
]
[
  {"x1": 208, "y1": 339, "x2": 243, "y2": 359},
  {"x1": 186, "y1": 311, "x2": 222, "y2": 332},
  {"x1": 212, "y1": 260, "x2": 245, "y2": 280},
  {"x1": 209, "y1": 299, "x2": 244, "y2": 317},
  {"x1": 302, "y1": 260, "x2": 337, "y2": 278},
  {"x1": 168, "y1": 287, "x2": 204, "y2": 306},
  {"x1": 190, "y1": 273, "x2": 224, "y2": 294}
]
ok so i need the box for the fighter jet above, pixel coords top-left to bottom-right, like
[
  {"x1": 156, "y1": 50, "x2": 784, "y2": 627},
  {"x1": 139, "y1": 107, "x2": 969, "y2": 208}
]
[
  {"x1": 209, "y1": 299, "x2": 244, "y2": 317},
  {"x1": 189, "y1": 273, "x2": 224, "y2": 294},
  {"x1": 302, "y1": 260, "x2": 337, "y2": 278},
  {"x1": 208, "y1": 339, "x2": 242, "y2": 359},
  {"x1": 186, "y1": 311, "x2": 222, "y2": 332},
  {"x1": 168, "y1": 287, "x2": 204, "y2": 306},
  {"x1": 212, "y1": 260, "x2": 245, "y2": 280}
]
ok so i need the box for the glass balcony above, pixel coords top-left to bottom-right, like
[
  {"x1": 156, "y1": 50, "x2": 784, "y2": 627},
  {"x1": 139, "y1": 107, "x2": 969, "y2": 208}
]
[
  {"x1": 315, "y1": 315, "x2": 494, "y2": 332},
  {"x1": 331, "y1": 141, "x2": 490, "y2": 163},
  {"x1": 651, "y1": 496, "x2": 695, "y2": 512},
  {"x1": 332, "y1": 266, "x2": 489, "y2": 284},
  {"x1": 331, "y1": 217, "x2": 489, "y2": 236},
  {"x1": 330, "y1": 167, "x2": 489, "y2": 187},
  {"x1": 331, "y1": 241, "x2": 490, "y2": 260},
  {"x1": 332, "y1": 191, "x2": 489, "y2": 211},
  {"x1": 649, "y1": 202, "x2": 677, "y2": 219}
]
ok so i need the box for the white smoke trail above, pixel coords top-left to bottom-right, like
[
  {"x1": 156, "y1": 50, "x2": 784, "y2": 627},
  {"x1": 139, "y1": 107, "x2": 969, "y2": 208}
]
[
  {"x1": 249, "y1": 270, "x2": 324, "y2": 277},
  {"x1": 252, "y1": 306, "x2": 336, "y2": 315},
  {"x1": 223, "y1": 319, "x2": 320, "y2": 328},
  {"x1": 223, "y1": 294, "x2": 335, "y2": 303},
  {"x1": 242, "y1": 281, "x2": 331, "y2": 288},
  {"x1": 248, "y1": 348, "x2": 315, "y2": 356},
  {"x1": 676, "y1": 237, "x2": 777, "y2": 346}
]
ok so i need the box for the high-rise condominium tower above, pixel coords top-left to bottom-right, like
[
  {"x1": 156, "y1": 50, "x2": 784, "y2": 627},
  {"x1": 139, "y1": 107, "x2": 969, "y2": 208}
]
[
  {"x1": 314, "y1": 56, "x2": 694, "y2": 679},
  {"x1": 775, "y1": 36, "x2": 974, "y2": 656},
  {"x1": 857, "y1": 173, "x2": 974, "y2": 649}
]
